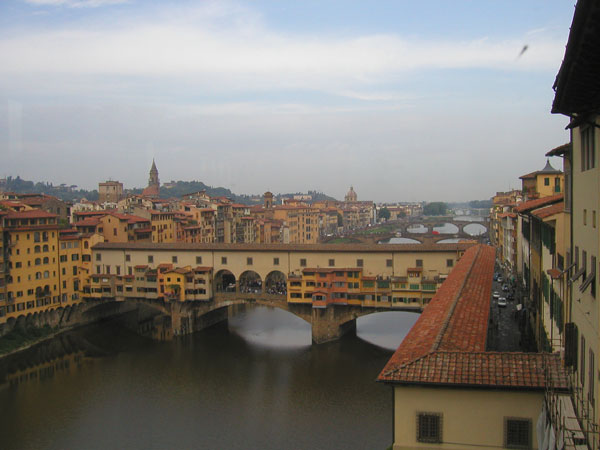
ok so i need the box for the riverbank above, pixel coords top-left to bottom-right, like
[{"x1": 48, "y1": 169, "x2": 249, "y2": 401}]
[{"x1": 0, "y1": 325, "x2": 62, "y2": 358}]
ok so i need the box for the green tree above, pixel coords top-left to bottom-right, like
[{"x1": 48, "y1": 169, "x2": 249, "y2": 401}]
[
  {"x1": 423, "y1": 202, "x2": 447, "y2": 216},
  {"x1": 378, "y1": 207, "x2": 391, "y2": 221}
]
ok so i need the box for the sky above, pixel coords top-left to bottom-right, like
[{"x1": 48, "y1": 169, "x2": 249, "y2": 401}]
[{"x1": 0, "y1": 0, "x2": 577, "y2": 202}]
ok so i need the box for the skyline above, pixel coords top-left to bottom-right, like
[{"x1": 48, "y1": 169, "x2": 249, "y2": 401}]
[{"x1": 0, "y1": 0, "x2": 576, "y2": 202}]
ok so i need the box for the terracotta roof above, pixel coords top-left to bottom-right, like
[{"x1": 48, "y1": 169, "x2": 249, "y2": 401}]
[
  {"x1": 514, "y1": 194, "x2": 563, "y2": 213},
  {"x1": 379, "y1": 351, "x2": 567, "y2": 389},
  {"x1": 378, "y1": 244, "x2": 568, "y2": 390},
  {"x1": 407, "y1": 267, "x2": 423, "y2": 272},
  {"x1": 4, "y1": 210, "x2": 58, "y2": 219},
  {"x1": 546, "y1": 143, "x2": 571, "y2": 157},
  {"x1": 75, "y1": 218, "x2": 101, "y2": 227},
  {"x1": 498, "y1": 212, "x2": 517, "y2": 219},
  {"x1": 531, "y1": 202, "x2": 564, "y2": 219}
]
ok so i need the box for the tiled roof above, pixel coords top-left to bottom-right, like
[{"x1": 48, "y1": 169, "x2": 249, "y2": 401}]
[
  {"x1": 514, "y1": 194, "x2": 563, "y2": 213},
  {"x1": 531, "y1": 202, "x2": 564, "y2": 219},
  {"x1": 378, "y1": 244, "x2": 568, "y2": 391},
  {"x1": 379, "y1": 351, "x2": 567, "y2": 389},
  {"x1": 4, "y1": 210, "x2": 58, "y2": 219}
]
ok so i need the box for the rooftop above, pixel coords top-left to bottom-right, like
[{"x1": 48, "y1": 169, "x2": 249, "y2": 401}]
[
  {"x1": 378, "y1": 245, "x2": 568, "y2": 390},
  {"x1": 514, "y1": 194, "x2": 563, "y2": 213},
  {"x1": 93, "y1": 241, "x2": 475, "y2": 253},
  {"x1": 531, "y1": 202, "x2": 565, "y2": 220}
]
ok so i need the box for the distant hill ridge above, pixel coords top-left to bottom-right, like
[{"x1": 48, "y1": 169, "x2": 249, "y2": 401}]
[{"x1": 0, "y1": 176, "x2": 337, "y2": 205}]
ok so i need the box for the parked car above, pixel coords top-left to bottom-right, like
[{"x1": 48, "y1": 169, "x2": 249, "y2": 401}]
[
  {"x1": 497, "y1": 297, "x2": 507, "y2": 307},
  {"x1": 497, "y1": 276, "x2": 503, "y2": 283},
  {"x1": 502, "y1": 284, "x2": 509, "y2": 292},
  {"x1": 493, "y1": 292, "x2": 500, "y2": 299}
]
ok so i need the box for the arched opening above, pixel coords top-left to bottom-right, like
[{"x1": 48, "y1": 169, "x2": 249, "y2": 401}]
[
  {"x1": 464, "y1": 223, "x2": 487, "y2": 236},
  {"x1": 356, "y1": 311, "x2": 420, "y2": 350},
  {"x1": 265, "y1": 270, "x2": 287, "y2": 295},
  {"x1": 406, "y1": 223, "x2": 427, "y2": 233},
  {"x1": 215, "y1": 270, "x2": 236, "y2": 293},
  {"x1": 433, "y1": 223, "x2": 459, "y2": 234},
  {"x1": 239, "y1": 270, "x2": 262, "y2": 294},
  {"x1": 228, "y1": 304, "x2": 311, "y2": 348}
]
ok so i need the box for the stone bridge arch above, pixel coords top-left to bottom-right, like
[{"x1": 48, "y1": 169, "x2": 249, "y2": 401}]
[{"x1": 239, "y1": 270, "x2": 263, "y2": 294}]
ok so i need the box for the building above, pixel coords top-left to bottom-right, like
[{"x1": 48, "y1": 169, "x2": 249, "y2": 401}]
[
  {"x1": 519, "y1": 160, "x2": 564, "y2": 201},
  {"x1": 378, "y1": 245, "x2": 568, "y2": 450},
  {"x1": 345, "y1": 186, "x2": 357, "y2": 202},
  {"x1": 142, "y1": 160, "x2": 160, "y2": 198},
  {"x1": 550, "y1": 0, "x2": 600, "y2": 445},
  {"x1": 98, "y1": 181, "x2": 124, "y2": 204}
]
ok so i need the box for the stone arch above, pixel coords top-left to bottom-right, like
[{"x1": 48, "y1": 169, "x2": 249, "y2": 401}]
[
  {"x1": 215, "y1": 269, "x2": 236, "y2": 293},
  {"x1": 239, "y1": 270, "x2": 263, "y2": 294},
  {"x1": 265, "y1": 270, "x2": 287, "y2": 295}
]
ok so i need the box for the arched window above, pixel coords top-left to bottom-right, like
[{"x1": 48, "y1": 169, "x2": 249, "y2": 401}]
[
  {"x1": 35, "y1": 258, "x2": 41, "y2": 266},
  {"x1": 34, "y1": 232, "x2": 40, "y2": 243},
  {"x1": 43, "y1": 257, "x2": 49, "y2": 264},
  {"x1": 43, "y1": 245, "x2": 49, "y2": 252},
  {"x1": 35, "y1": 272, "x2": 41, "y2": 280},
  {"x1": 84, "y1": 241, "x2": 89, "y2": 249},
  {"x1": 43, "y1": 271, "x2": 49, "y2": 279},
  {"x1": 34, "y1": 245, "x2": 41, "y2": 253},
  {"x1": 42, "y1": 232, "x2": 48, "y2": 242}
]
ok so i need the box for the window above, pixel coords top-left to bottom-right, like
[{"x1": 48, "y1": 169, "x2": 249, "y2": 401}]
[
  {"x1": 581, "y1": 125, "x2": 596, "y2": 171},
  {"x1": 416, "y1": 412, "x2": 442, "y2": 443},
  {"x1": 581, "y1": 335, "x2": 586, "y2": 387},
  {"x1": 416, "y1": 259, "x2": 423, "y2": 267},
  {"x1": 172, "y1": 256, "x2": 178, "y2": 263},
  {"x1": 386, "y1": 259, "x2": 392, "y2": 267},
  {"x1": 71, "y1": 254, "x2": 79, "y2": 261},
  {"x1": 544, "y1": 177, "x2": 550, "y2": 186},
  {"x1": 60, "y1": 255, "x2": 67, "y2": 262},
  {"x1": 300, "y1": 258, "x2": 307, "y2": 267},
  {"x1": 196, "y1": 256, "x2": 202, "y2": 264},
  {"x1": 247, "y1": 257, "x2": 253, "y2": 265},
  {"x1": 329, "y1": 259, "x2": 335, "y2": 267},
  {"x1": 96, "y1": 253, "x2": 102, "y2": 261},
  {"x1": 126, "y1": 254, "x2": 131, "y2": 262},
  {"x1": 148, "y1": 255, "x2": 154, "y2": 263},
  {"x1": 273, "y1": 257, "x2": 279, "y2": 265},
  {"x1": 584, "y1": 209, "x2": 587, "y2": 226},
  {"x1": 446, "y1": 259, "x2": 453, "y2": 267},
  {"x1": 221, "y1": 257, "x2": 227, "y2": 264},
  {"x1": 357, "y1": 259, "x2": 363, "y2": 267},
  {"x1": 504, "y1": 418, "x2": 531, "y2": 449}
]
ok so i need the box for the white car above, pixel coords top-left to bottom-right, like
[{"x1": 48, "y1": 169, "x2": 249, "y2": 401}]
[
  {"x1": 492, "y1": 292, "x2": 500, "y2": 299},
  {"x1": 497, "y1": 297, "x2": 507, "y2": 307}
]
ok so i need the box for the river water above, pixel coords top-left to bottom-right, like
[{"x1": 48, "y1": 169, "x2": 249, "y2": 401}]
[{"x1": 0, "y1": 306, "x2": 419, "y2": 450}]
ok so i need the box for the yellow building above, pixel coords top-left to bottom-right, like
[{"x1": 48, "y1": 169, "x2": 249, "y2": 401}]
[
  {"x1": 0, "y1": 210, "x2": 61, "y2": 322},
  {"x1": 551, "y1": 2, "x2": 600, "y2": 443},
  {"x1": 519, "y1": 160, "x2": 564, "y2": 201},
  {"x1": 149, "y1": 210, "x2": 175, "y2": 243}
]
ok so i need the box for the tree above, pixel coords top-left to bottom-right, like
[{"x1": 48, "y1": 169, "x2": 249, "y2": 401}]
[
  {"x1": 423, "y1": 202, "x2": 447, "y2": 216},
  {"x1": 378, "y1": 207, "x2": 391, "y2": 221}
]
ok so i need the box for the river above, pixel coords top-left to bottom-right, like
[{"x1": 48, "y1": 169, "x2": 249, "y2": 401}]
[{"x1": 0, "y1": 306, "x2": 418, "y2": 450}]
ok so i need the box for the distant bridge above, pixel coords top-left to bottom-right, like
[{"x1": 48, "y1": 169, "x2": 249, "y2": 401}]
[{"x1": 332, "y1": 217, "x2": 489, "y2": 245}]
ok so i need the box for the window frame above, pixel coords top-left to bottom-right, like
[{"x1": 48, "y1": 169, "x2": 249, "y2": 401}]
[
  {"x1": 503, "y1": 417, "x2": 532, "y2": 449},
  {"x1": 416, "y1": 412, "x2": 442, "y2": 444}
]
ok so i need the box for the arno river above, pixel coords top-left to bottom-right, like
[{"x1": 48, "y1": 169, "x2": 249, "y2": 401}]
[{"x1": 0, "y1": 306, "x2": 419, "y2": 450}]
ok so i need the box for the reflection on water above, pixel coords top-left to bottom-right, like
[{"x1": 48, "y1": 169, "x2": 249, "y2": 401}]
[
  {"x1": 0, "y1": 306, "x2": 415, "y2": 450},
  {"x1": 229, "y1": 306, "x2": 311, "y2": 348},
  {"x1": 357, "y1": 311, "x2": 419, "y2": 350},
  {"x1": 387, "y1": 237, "x2": 421, "y2": 244}
]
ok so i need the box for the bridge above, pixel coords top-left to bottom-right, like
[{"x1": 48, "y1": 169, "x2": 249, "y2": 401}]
[
  {"x1": 17, "y1": 292, "x2": 421, "y2": 344},
  {"x1": 3, "y1": 242, "x2": 472, "y2": 345},
  {"x1": 332, "y1": 217, "x2": 489, "y2": 245}
]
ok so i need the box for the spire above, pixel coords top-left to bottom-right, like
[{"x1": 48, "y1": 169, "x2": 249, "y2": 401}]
[
  {"x1": 540, "y1": 159, "x2": 561, "y2": 174},
  {"x1": 150, "y1": 159, "x2": 158, "y2": 174}
]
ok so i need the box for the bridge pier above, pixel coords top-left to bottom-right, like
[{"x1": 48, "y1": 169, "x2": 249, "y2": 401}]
[{"x1": 311, "y1": 306, "x2": 358, "y2": 344}]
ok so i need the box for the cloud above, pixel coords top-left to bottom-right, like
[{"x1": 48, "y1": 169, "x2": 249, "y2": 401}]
[
  {"x1": 0, "y1": 2, "x2": 565, "y2": 99},
  {"x1": 24, "y1": 0, "x2": 128, "y2": 7}
]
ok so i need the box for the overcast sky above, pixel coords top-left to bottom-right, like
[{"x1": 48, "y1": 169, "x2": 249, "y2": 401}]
[{"x1": 0, "y1": 0, "x2": 575, "y2": 202}]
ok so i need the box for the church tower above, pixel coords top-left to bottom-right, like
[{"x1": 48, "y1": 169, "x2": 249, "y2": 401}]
[{"x1": 142, "y1": 159, "x2": 160, "y2": 198}]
